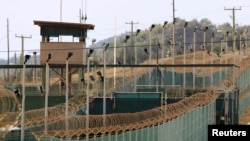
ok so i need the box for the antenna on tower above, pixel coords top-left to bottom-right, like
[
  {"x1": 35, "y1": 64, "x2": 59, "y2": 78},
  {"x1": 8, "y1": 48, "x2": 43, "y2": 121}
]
[{"x1": 81, "y1": 0, "x2": 87, "y2": 23}]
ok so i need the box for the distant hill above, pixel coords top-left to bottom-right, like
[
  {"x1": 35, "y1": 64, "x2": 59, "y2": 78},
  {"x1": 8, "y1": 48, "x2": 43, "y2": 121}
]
[{"x1": 89, "y1": 17, "x2": 250, "y2": 65}]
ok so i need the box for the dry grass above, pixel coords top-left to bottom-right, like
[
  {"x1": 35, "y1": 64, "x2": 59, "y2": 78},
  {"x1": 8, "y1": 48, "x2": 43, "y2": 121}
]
[
  {"x1": 239, "y1": 107, "x2": 250, "y2": 125},
  {"x1": 69, "y1": 50, "x2": 244, "y2": 82}
]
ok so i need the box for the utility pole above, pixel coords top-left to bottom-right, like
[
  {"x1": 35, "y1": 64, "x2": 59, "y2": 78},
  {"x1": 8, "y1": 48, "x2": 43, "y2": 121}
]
[
  {"x1": 7, "y1": 18, "x2": 10, "y2": 82},
  {"x1": 15, "y1": 35, "x2": 32, "y2": 64},
  {"x1": 224, "y1": 6, "x2": 241, "y2": 125},
  {"x1": 14, "y1": 52, "x2": 17, "y2": 83},
  {"x1": 224, "y1": 7, "x2": 241, "y2": 87},
  {"x1": 59, "y1": 0, "x2": 63, "y2": 42},
  {"x1": 60, "y1": 0, "x2": 62, "y2": 22},
  {"x1": 224, "y1": 7, "x2": 241, "y2": 63},
  {"x1": 172, "y1": 0, "x2": 176, "y2": 86},
  {"x1": 126, "y1": 21, "x2": 139, "y2": 92},
  {"x1": 114, "y1": 17, "x2": 117, "y2": 92},
  {"x1": 125, "y1": 21, "x2": 139, "y2": 64},
  {"x1": 15, "y1": 37, "x2": 31, "y2": 141},
  {"x1": 173, "y1": 0, "x2": 175, "y2": 23},
  {"x1": 15, "y1": 34, "x2": 32, "y2": 82},
  {"x1": 33, "y1": 52, "x2": 37, "y2": 83}
]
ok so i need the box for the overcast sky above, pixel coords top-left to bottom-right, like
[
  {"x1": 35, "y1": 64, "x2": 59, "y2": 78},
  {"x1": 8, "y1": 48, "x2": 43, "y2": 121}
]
[{"x1": 0, "y1": 0, "x2": 250, "y2": 60}]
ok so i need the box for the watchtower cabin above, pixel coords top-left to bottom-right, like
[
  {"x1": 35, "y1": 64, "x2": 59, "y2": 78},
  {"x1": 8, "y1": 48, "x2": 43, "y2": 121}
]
[
  {"x1": 34, "y1": 20, "x2": 94, "y2": 64},
  {"x1": 34, "y1": 20, "x2": 95, "y2": 96}
]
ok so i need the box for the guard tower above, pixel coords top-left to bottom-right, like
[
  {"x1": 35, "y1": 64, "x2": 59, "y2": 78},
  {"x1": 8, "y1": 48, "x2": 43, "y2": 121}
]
[
  {"x1": 34, "y1": 20, "x2": 94, "y2": 64},
  {"x1": 34, "y1": 20, "x2": 95, "y2": 95}
]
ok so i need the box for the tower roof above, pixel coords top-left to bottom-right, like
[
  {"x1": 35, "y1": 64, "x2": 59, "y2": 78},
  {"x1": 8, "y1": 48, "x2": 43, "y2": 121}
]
[
  {"x1": 34, "y1": 20, "x2": 94, "y2": 29},
  {"x1": 34, "y1": 20, "x2": 95, "y2": 37}
]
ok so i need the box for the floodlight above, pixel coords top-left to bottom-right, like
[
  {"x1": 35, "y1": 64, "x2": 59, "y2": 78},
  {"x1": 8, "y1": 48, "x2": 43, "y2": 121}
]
[
  {"x1": 136, "y1": 29, "x2": 141, "y2": 36},
  {"x1": 194, "y1": 27, "x2": 197, "y2": 32},
  {"x1": 104, "y1": 43, "x2": 109, "y2": 51},
  {"x1": 124, "y1": 35, "x2": 130, "y2": 43},
  {"x1": 97, "y1": 71, "x2": 102, "y2": 76},
  {"x1": 157, "y1": 42, "x2": 161, "y2": 48},
  {"x1": 92, "y1": 39, "x2": 96, "y2": 43},
  {"x1": 222, "y1": 49, "x2": 226, "y2": 53},
  {"x1": 67, "y1": 52, "x2": 73, "y2": 60},
  {"x1": 163, "y1": 21, "x2": 168, "y2": 28},
  {"x1": 211, "y1": 32, "x2": 214, "y2": 38},
  {"x1": 60, "y1": 81, "x2": 65, "y2": 87},
  {"x1": 184, "y1": 22, "x2": 188, "y2": 27},
  {"x1": 14, "y1": 88, "x2": 20, "y2": 97},
  {"x1": 46, "y1": 53, "x2": 53, "y2": 62},
  {"x1": 217, "y1": 52, "x2": 221, "y2": 57},
  {"x1": 204, "y1": 26, "x2": 208, "y2": 32},
  {"x1": 37, "y1": 86, "x2": 44, "y2": 94},
  {"x1": 24, "y1": 55, "x2": 31, "y2": 64},
  {"x1": 150, "y1": 24, "x2": 155, "y2": 31},
  {"x1": 88, "y1": 49, "x2": 94, "y2": 57},
  {"x1": 117, "y1": 61, "x2": 122, "y2": 65},
  {"x1": 144, "y1": 48, "x2": 149, "y2": 54},
  {"x1": 99, "y1": 76, "x2": 104, "y2": 82},
  {"x1": 81, "y1": 78, "x2": 85, "y2": 82},
  {"x1": 173, "y1": 18, "x2": 177, "y2": 24},
  {"x1": 89, "y1": 75, "x2": 95, "y2": 81}
]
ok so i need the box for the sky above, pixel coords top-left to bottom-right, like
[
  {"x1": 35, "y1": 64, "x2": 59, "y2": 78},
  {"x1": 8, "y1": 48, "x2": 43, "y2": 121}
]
[{"x1": 0, "y1": 0, "x2": 250, "y2": 60}]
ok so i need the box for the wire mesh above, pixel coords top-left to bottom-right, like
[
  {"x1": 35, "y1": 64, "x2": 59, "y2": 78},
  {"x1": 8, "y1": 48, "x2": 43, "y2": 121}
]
[{"x1": 1, "y1": 53, "x2": 250, "y2": 141}]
